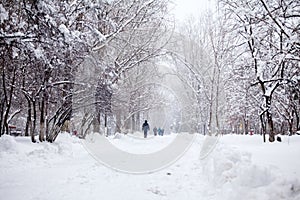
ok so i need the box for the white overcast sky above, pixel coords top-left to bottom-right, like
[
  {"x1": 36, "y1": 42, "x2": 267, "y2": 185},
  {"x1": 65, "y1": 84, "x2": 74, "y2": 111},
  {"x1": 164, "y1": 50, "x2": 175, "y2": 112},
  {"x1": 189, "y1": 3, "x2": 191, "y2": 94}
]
[{"x1": 172, "y1": 0, "x2": 216, "y2": 20}]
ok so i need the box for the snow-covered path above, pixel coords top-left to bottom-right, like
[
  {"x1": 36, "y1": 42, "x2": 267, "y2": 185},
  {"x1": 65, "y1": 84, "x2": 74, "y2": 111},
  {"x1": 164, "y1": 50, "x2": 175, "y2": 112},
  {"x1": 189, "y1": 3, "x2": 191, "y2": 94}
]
[{"x1": 0, "y1": 133, "x2": 300, "y2": 200}]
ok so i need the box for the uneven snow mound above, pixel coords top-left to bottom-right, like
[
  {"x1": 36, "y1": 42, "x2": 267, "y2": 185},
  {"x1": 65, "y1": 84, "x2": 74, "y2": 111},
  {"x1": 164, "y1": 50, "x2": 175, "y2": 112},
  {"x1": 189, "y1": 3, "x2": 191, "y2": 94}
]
[
  {"x1": 0, "y1": 135, "x2": 19, "y2": 153},
  {"x1": 1, "y1": 134, "x2": 300, "y2": 200},
  {"x1": 201, "y1": 143, "x2": 300, "y2": 200}
]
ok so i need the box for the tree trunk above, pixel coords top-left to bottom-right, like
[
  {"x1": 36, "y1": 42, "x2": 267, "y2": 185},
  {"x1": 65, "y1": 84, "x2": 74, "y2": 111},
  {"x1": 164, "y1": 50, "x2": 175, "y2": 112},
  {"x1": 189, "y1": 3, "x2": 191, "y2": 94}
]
[
  {"x1": 40, "y1": 67, "x2": 50, "y2": 141},
  {"x1": 2, "y1": 65, "x2": 16, "y2": 135},
  {"x1": 0, "y1": 98, "x2": 3, "y2": 136},
  {"x1": 45, "y1": 94, "x2": 50, "y2": 140},
  {"x1": 104, "y1": 113, "x2": 108, "y2": 136},
  {"x1": 265, "y1": 96, "x2": 275, "y2": 142},
  {"x1": 61, "y1": 65, "x2": 73, "y2": 133},
  {"x1": 31, "y1": 99, "x2": 37, "y2": 142},
  {"x1": 136, "y1": 112, "x2": 140, "y2": 132},
  {"x1": 267, "y1": 111, "x2": 275, "y2": 142},
  {"x1": 24, "y1": 95, "x2": 36, "y2": 143},
  {"x1": 215, "y1": 66, "x2": 220, "y2": 135},
  {"x1": 25, "y1": 97, "x2": 31, "y2": 137},
  {"x1": 131, "y1": 114, "x2": 135, "y2": 132},
  {"x1": 93, "y1": 112, "x2": 100, "y2": 133},
  {"x1": 39, "y1": 94, "x2": 45, "y2": 142},
  {"x1": 244, "y1": 118, "x2": 249, "y2": 135},
  {"x1": 116, "y1": 111, "x2": 121, "y2": 133},
  {"x1": 260, "y1": 113, "x2": 266, "y2": 143},
  {"x1": 295, "y1": 109, "x2": 299, "y2": 132},
  {"x1": 208, "y1": 66, "x2": 216, "y2": 136}
]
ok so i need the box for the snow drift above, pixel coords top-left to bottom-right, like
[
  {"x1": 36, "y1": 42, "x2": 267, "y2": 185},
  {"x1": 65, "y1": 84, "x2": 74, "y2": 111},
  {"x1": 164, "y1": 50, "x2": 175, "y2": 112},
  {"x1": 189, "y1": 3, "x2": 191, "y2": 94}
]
[{"x1": 0, "y1": 133, "x2": 300, "y2": 200}]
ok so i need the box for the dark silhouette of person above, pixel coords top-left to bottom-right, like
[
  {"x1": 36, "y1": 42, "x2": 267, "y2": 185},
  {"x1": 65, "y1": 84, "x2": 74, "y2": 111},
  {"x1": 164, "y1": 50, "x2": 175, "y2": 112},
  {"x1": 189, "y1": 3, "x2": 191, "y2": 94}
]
[
  {"x1": 142, "y1": 120, "x2": 150, "y2": 138},
  {"x1": 153, "y1": 127, "x2": 157, "y2": 136}
]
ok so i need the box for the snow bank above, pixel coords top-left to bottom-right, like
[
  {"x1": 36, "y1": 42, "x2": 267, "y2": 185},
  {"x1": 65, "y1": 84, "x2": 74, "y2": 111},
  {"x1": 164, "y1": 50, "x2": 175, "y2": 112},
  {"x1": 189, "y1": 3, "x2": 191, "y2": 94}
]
[
  {"x1": 0, "y1": 133, "x2": 81, "y2": 166},
  {"x1": 202, "y1": 144, "x2": 274, "y2": 187},
  {"x1": 1, "y1": 133, "x2": 300, "y2": 200},
  {"x1": 220, "y1": 134, "x2": 300, "y2": 177},
  {"x1": 201, "y1": 140, "x2": 300, "y2": 200},
  {"x1": 0, "y1": 135, "x2": 19, "y2": 153}
]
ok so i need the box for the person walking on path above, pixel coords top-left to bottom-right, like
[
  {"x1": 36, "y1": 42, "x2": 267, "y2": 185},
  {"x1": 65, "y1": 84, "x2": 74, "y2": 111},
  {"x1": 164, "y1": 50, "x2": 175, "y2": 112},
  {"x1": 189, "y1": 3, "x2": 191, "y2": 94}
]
[
  {"x1": 153, "y1": 127, "x2": 157, "y2": 136},
  {"x1": 158, "y1": 127, "x2": 162, "y2": 136},
  {"x1": 142, "y1": 120, "x2": 150, "y2": 138}
]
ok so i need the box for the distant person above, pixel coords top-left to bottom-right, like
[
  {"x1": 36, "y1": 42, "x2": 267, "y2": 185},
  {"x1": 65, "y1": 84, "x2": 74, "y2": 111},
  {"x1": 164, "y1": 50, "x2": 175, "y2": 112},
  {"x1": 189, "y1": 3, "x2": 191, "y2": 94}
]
[
  {"x1": 142, "y1": 120, "x2": 150, "y2": 138},
  {"x1": 161, "y1": 128, "x2": 164, "y2": 136},
  {"x1": 158, "y1": 127, "x2": 162, "y2": 136},
  {"x1": 153, "y1": 127, "x2": 157, "y2": 136}
]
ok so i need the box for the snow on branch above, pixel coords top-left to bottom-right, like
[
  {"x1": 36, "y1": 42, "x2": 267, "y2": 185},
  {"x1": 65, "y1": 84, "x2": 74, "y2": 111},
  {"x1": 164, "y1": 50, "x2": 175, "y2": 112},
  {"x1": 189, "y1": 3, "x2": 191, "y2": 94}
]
[{"x1": 7, "y1": 109, "x2": 21, "y2": 124}]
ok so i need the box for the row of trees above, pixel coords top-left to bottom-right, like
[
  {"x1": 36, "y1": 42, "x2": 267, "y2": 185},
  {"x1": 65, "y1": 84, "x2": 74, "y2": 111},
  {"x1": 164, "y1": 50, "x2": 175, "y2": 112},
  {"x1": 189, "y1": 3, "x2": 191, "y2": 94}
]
[
  {"x1": 0, "y1": 0, "x2": 171, "y2": 142},
  {"x1": 169, "y1": 0, "x2": 299, "y2": 141},
  {"x1": 221, "y1": 0, "x2": 300, "y2": 141},
  {"x1": 1, "y1": 0, "x2": 299, "y2": 142}
]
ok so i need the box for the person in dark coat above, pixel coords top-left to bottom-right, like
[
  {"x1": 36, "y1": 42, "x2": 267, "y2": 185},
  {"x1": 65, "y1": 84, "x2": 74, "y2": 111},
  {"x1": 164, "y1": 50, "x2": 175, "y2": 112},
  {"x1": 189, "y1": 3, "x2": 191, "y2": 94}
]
[
  {"x1": 158, "y1": 127, "x2": 162, "y2": 136},
  {"x1": 153, "y1": 127, "x2": 157, "y2": 136},
  {"x1": 142, "y1": 120, "x2": 150, "y2": 138}
]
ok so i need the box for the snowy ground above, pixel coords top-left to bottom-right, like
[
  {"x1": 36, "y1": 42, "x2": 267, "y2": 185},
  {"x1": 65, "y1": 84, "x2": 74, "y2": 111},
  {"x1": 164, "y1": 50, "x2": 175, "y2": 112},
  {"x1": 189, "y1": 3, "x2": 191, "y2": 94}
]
[{"x1": 1, "y1": 133, "x2": 300, "y2": 200}]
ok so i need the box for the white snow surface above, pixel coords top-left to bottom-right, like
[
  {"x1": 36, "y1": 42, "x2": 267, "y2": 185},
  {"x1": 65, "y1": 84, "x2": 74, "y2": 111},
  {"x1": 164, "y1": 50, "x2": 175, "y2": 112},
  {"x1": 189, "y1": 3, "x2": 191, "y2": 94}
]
[
  {"x1": 0, "y1": 133, "x2": 300, "y2": 200},
  {"x1": 108, "y1": 132, "x2": 176, "y2": 154}
]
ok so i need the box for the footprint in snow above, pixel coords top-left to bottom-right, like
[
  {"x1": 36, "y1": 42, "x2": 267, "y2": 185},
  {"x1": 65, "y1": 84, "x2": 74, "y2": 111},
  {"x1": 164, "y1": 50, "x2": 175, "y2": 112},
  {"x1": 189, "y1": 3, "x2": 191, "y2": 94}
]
[{"x1": 147, "y1": 187, "x2": 166, "y2": 196}]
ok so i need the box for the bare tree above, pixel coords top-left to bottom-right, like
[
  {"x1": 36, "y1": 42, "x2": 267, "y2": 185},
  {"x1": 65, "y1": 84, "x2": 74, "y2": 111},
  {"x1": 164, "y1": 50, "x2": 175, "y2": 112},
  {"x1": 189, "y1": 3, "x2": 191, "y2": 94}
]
[{"x1": 220, "y1": 0, "x2": 300, "y2": 141}]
